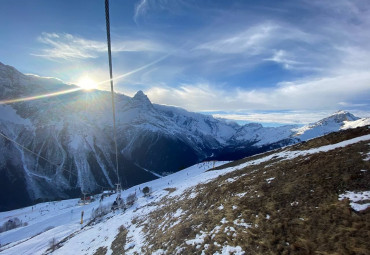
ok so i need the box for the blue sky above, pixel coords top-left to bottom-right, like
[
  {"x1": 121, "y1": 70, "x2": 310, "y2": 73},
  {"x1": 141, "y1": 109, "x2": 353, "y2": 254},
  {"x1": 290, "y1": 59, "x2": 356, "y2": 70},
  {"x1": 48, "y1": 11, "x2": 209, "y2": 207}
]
[{"x1": 1, "y1": 0, "x2": 369, "y2": 125}]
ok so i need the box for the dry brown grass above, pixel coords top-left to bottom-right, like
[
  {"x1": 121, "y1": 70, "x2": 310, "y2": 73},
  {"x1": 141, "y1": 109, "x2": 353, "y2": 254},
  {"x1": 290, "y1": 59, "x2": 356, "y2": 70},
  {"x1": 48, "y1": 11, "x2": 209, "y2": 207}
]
[
  {"x1": 134, "y1": 126, "x2": 370, "y2": 254},
  {"x1": 93, "y1": 246, "x2": 108, "y2": 255},
  {"x1": 212, "y1": 148, "x2": 281, "y2": 170},
  {"x1": 213, "y1": 126, "x2": 370, "y2": 171},
  {"x1": 111, "y1": 225, "x2": 128, "y2": 255},
  {"x1": 108, "y1": 126, "x2": 370, "y2": 254},
  {"x1": 293, "y1": 125, "x2": 370, "y2": 150},
  {"x1": 163, "y1": 187, "x2": 177, "y2": 194}
]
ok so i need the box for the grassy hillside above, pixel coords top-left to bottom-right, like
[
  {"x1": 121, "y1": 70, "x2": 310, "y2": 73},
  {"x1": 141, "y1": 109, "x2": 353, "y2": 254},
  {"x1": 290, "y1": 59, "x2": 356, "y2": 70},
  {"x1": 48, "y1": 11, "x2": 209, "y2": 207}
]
[{"x1": 124, "y1": 126, "x2": 370, "y2": 254}]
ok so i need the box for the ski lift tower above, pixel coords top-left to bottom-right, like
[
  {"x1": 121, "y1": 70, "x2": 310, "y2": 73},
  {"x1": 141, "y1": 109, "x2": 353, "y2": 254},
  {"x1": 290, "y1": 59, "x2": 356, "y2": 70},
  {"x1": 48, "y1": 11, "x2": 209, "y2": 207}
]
[
  {"x1": 115, "y1": 183, "x2": 121, "y2": 196},
  {"x1": 105, "y1": 0, "x2": 121, "y2": 194},
  {"x1": 82, "y1": 191, "x2": 86, "y2": 204}
]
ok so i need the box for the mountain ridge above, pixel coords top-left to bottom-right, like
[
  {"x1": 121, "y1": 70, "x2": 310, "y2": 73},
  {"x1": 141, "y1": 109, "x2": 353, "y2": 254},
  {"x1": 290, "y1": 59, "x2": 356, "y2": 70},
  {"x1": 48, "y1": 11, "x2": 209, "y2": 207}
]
[{"x1": 0, "y1": 61, "x2": 369, "y2": 211}]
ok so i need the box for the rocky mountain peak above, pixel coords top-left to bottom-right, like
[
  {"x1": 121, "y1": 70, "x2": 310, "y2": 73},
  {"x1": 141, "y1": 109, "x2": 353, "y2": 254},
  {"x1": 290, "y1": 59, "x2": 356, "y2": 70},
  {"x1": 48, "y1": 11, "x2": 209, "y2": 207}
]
[
  {"x1": 134, "y1": 90, "x2": 150, "y2": 101},
  {"x1": 318, "y1": 110, "x2": 359, "y2": 125},
  {"x1": 330, "y1": 110, "x2": 359, "y2": 121},
  {"x1": 130, "y1": 90, "x2": 153, "y2": 108}
]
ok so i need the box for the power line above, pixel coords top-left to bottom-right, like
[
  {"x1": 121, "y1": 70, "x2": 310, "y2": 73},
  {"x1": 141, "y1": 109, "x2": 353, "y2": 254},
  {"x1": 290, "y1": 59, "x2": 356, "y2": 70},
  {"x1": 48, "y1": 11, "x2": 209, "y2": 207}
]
[{"x1": 0, "y1": 130, "x2": 68, "y2": 173}]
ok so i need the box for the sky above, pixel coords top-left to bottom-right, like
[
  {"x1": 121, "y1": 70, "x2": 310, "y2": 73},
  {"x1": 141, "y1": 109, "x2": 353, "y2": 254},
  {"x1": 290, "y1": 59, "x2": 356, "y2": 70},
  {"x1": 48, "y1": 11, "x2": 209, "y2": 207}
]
[{"x1": 0, "y1": 0, "x2": 369, "y2": 125}]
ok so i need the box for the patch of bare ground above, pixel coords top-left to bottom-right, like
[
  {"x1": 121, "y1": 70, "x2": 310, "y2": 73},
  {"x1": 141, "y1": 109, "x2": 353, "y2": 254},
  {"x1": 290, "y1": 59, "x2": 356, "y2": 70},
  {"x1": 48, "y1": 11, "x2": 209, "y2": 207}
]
[
  {"x1": 163, "y1": 187, "x2": 177, "y2": 194},
  {"x1": 111, "y1": 225, "x2": 128, "y2": 255},
  {"x1": 131, "y1": 127, "x2": 370, "y2": 254},
  {"x1": 213, "y1": 126, "x2": 370, "y2": 172},
  {"x1": 212, "y1": 148, "x2": 282, "y2": 170},
  {"x1": 93, "y1": 246, "x2": 108, "y2": 255}
]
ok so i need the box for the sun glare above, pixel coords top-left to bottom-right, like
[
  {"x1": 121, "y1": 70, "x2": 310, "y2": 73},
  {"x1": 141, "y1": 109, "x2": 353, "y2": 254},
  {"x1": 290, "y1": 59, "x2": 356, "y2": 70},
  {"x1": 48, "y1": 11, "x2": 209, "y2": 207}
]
[{"x1": 78, "y1": 77, "x2": 97, "y2": 91}]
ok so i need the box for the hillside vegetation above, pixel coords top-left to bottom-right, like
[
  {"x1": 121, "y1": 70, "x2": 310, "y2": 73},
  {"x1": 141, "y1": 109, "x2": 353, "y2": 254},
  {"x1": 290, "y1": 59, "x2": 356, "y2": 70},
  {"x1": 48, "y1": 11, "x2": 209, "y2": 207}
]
[{"x1": 125, "y1": 126, "x2": 370, "y2": 254}]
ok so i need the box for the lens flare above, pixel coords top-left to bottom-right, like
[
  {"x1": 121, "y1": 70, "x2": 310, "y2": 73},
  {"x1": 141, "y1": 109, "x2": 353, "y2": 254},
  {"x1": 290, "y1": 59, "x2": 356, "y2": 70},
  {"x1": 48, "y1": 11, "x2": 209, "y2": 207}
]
[
  {"x1": 78, "y1": 77, "x2": 97, "y2": 91},
  {"x1": 0, "y1": 53, "x2": 170, "y2": 105},
  {"x1": 0, "y1": 87, "x2": 82, "y2": 105},
  {"x1": 96, "y1": 54, "x2": 170, "y2": 86}
]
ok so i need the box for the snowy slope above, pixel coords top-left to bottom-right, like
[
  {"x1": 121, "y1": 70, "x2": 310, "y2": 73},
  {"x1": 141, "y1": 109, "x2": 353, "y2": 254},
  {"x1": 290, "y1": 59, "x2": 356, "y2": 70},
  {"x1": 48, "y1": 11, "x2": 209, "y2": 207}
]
[
  {"x1": 231, "y1": 123, "x2": 297, "y2": 146},
  {"x1": 0, "y1": 160, "x2": 229, "y2": 254},
  {"x1": 0, "y1": 105, "x2": 32, "y2": 127},
  {"x1": 293, "y1": 111, "x2": 360, "y2": 141},
  {"x1": 0, "y1": 129, "x2": 369, "y2": 254},
  {"x1": 341, "y1": 117, "x2": 370, "y2": 130}
]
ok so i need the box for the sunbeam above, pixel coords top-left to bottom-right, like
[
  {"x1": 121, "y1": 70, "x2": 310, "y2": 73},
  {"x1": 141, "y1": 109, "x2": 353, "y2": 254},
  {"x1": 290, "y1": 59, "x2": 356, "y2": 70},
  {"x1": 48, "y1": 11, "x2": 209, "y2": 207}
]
[
  {"x1": 0, "y1": 87, "x2": 82, "y2": 105},
  {"x1": 0, "y1": 54, "x2": 169, "y2": 105},
  {"x1": 97, "y1": 54, "x2": 170, "y2": 86}
]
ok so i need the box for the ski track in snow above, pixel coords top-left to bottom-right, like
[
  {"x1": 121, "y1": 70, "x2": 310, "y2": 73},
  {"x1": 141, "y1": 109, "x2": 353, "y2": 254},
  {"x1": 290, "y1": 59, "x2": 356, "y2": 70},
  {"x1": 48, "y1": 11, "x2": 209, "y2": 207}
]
[
  {"x1": 0, "y1": 134, "x2": 369, "y2": 254},
  {"x1": 134, "y1": 163, "x2": 163, "y2": 178}
]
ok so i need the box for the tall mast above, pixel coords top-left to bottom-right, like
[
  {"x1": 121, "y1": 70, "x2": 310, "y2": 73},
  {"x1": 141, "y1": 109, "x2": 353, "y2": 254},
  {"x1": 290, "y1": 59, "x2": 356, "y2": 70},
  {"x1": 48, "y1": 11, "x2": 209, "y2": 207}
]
[{"x1": 105, "y1": 0, "x2": 121, "y2": 193}]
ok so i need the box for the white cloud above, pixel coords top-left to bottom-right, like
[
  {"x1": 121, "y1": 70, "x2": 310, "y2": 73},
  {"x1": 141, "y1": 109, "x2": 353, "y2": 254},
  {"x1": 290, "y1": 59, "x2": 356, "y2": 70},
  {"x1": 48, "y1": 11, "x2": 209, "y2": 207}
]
[
  {"x1": 33, "y1": 32, "x2": 162, "y2": 60},
  {"x1": 146, "y1": 70, "x2": 370, "y2": 113},
  {"x1": 185, "y1": 0, "x2": 369, "y2": 78},
  {"x1": 145, "y1": 75, "x2": 369, "y2": 124},
  {"x1": 196, "y1": 23, "x2": 277, "y2": 55},
  {"x1": 196, "y1": 22, "x2": 316, "y2": 55},
  {"x1": 134, "y1": 0, "x2": 187, "y2": 22},
  {"x1": 338, "y1": 102, "x2": 367, "y2": 107},
  {"x1": 134, "y1": 0, "x2": 149, "y2": 21},
  {"x1": 189, "y1": 21, "x2": 328, "y2": 76},
  {"x1": 212, "y1": 111, "x2": 332, "y2": 125},
  {"x1": 212, "y1": 108, "x2": 370, "y2": 125},
  {"x1": 264, "y1": 50, "x2": 303, "y2": 70}
]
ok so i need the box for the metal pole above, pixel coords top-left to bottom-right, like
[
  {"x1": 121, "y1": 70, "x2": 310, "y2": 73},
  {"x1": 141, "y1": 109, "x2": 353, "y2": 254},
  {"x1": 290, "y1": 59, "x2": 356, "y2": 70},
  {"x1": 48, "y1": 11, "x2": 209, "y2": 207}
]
[{"x1": 105, "y1": 0, "x2": 121, "y2": 192}]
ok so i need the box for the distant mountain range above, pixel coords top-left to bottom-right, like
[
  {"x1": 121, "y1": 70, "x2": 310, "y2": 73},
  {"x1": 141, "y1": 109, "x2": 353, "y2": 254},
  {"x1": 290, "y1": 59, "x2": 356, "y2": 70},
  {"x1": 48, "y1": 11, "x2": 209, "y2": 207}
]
[{"x1": 0, "y1": 61, "x2": 369, "y2": 211}]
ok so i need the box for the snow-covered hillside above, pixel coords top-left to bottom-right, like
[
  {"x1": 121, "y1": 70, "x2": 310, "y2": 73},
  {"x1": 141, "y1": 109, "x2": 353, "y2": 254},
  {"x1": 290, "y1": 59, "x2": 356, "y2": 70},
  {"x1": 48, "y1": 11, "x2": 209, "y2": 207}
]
[
  {"x1": 0, "y1": 61, "x2": 369, "y2": 211},
  {"x1": 293, "y1": 111, "x2": 360, "y2": 141},
  {"x1": 0, "y1": 160, "x2": 229, "y2": 254},
  {"x1": 0, "y1": 125, "x2": 369, "y2": 254}
]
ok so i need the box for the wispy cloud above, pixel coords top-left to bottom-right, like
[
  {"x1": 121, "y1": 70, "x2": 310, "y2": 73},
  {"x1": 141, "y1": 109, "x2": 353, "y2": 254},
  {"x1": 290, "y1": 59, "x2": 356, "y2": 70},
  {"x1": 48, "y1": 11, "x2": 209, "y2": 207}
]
[
  {"x1": 264, "y1": 50, "x2": 304, "y2": 70},
  {"x1": 145, "y1": 76, "x2": 369, "y2": 124},
  {"x1": 188, "y1": 21, "x2": 327, "y2": 76},
  {"x1": 134, "y1": 0, "x2": 188, "y2": 22},
  {"x1": 196, "y1": 23, "x2": 277, "y2": 55},
  {"x1": 146, "y1": 70, "x2": 370, "y2": 113},
  {"x1": 195, "y1": 22, "x2": 316, "y2": 55},
  {"x1": 338, "y1": 102, "x2": 367, "y2": 107},
  {"x1": 212, "y1": 111, "x2": 333, "y2": 125},
  {"x1": 33, "y1": 32, "x2": 163, "y2": 60},
  {"x1": 134, "y1": 0, "x2": 149, "y2": 21},
  {"x1": 33, "y1": 32, "x2": 104, "y2": 59}
]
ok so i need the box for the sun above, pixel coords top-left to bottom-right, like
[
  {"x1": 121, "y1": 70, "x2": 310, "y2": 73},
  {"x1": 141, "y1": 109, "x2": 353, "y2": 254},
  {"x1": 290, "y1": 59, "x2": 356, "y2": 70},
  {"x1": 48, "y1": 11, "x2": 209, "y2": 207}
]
[{"x1": 77, "y1": 77, "x2": 98, "y2": 91}]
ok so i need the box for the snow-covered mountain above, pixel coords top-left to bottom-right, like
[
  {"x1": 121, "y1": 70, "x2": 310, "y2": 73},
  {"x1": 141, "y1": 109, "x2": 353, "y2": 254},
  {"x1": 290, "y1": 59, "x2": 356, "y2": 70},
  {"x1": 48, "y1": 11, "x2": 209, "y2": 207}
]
[
  {"x1": 0, "y1": 125, "x2": 369, "y2": 254},
  {"x1": 0, "y1": 61, "x2": 368, "y2": 211},
  {"x1": 293, "y1": 111, "x2": 361, "y2": 141}
]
